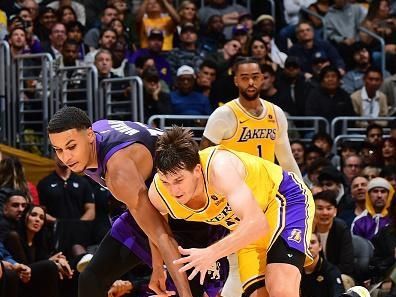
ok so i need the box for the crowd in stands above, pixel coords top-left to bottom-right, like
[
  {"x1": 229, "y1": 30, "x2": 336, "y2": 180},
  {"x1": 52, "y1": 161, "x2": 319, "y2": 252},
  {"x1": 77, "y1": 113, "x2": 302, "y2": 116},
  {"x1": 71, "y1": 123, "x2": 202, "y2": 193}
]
[{"x1": 0, "y1": 0, "x2": 396, "y2": 296}]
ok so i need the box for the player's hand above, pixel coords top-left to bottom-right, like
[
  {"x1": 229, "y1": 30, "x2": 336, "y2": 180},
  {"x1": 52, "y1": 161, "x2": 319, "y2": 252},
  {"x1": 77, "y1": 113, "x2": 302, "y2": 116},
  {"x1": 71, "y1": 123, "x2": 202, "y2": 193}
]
[
  {"x1": 173, "y1": 246, "x2": 216, "y2": 285},
  {"x1": 108, "y1": 280, "x2": 133, "y2": 297},
  {"x1": 149, "y1": 266, "x2": 175, "y2": 296}
]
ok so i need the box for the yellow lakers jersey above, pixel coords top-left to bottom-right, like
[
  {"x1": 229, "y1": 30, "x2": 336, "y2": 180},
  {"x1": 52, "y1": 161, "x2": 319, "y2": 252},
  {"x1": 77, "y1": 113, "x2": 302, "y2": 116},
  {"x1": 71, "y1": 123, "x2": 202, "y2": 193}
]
[
  {"x1": 221, "y1": 99, "x2": 278, "y2": 161},
  {"x1": 153, "y1": 146, "x2": 284, "y2": 231}
]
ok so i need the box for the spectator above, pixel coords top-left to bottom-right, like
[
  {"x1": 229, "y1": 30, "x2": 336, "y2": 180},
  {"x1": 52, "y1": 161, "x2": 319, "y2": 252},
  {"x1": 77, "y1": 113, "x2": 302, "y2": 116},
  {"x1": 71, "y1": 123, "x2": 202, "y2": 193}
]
[
  {"x1": 305, "y1": 66, "x2": 355, "y2": 123},
  {"x1": 65, "y1": 21, "x2": 87, "y2": 61},
  {"x1": 313, "y1": 190, "x2": 355, "y2": 277},
  {"x1": 7, "y1": 27, "x2": 28, "y2": 58},
  {"x1": 177, "y1": 0, "x2": 198, "y2": 27},
  {"x1": 137, "y1": 0, "x2": 179, "y2": 51},
  {"x1": 4, "y1": 205, "x2": 73, "y2": 296},
  {"x1": 42, "y1": 22, "x2": 67, "y2": 60},
  {"x1": 380, "y1": 164, "x2": 396, "y2": 193},
  {"x1": 232, "y1": 24, "x2": 249, "y2": 56},
  {"x1": 17, "y1": 8, "x2": 42, "y2": 54},
  {"x1": 352, "y1": 177, "x2": 394, "y2": 241},
  {"x1": 303, "y1": 156, "x2": 330, "y2": 190},
  {"x1": 195, "y1": 60, "x2": 217, "y2": 98},
  {"x1": 275, "y1": 56, "x2": 309, "y2": 116},
  {"x1": 0, "y1": 189, "x2": 27, "y2": 241},
  {"x1": 166, "y1": 22, "x2": 203, "y2": 82},
  {"x1": 351, "y1": 67, "x2": 389, "y2": 128},
  {"x1": 174, "y1": 0, "x2": 198, "y2": 48},
  {"x1": 366, "y1": 123, "x2": 384, "y2": 146},
  {"x1": 61, "y1": 38, "x2": 84, "y2": 68},
  {"x1": 362, "y1": 165, "x2": 381, "y2": 180},
  {"x1": 334, "y1": 141, "x2": 360, "y2": 171},
  {"x1": 142, "y1": 66, "x2": 172, "y2": 123},
  {"x1": 207, "y1": 38, "x2": 241, "y2": 78},
  {"x1": 318, "y1": 166, "x2": 354, "y2": 216},
  {"x1": 57, "y1": 5, "x2": 78, "y2": 25},
  {"x1": 110, "y1": 40, "x2": 130, "y2": 77},
  {"x1": 248, "y1": 37, "x2": 277, "y2": 72},
  {"x1": 198, "y1": 14, "x2": 226, "y2": 55},
  {"x1": 302, "y1": 0, "x2": 331, "y2": 37},
  {"x1": 312, "y1": 132, "x2": 336, "y2": 163},
  {"x1": 359, "y1": 140, "x2": 383, "y2": 167},
  {"x1": 324, "y1": 0, "x2": 366, "y2": 67},
  {"x1": 47, "y1": 0, "x2": 86, "y2": 25},
  {"x1": 37, "y1": 154, "x2": 95, "y2": 222},
  {"x1": 95, "y1": 49, "x2": 130, "y2": 118},
  {"x1": 362, "y1": 0, "x2": 396, "y2": 72},
  {"x1": 300, "y1": 232, "x2": 345, "y2": 297},
  {"x1": 259, "y1": 64, "x2": 278, "y2": 102},
  {"x1": 342, "y1": 42, "x2": 389, "y2": 94},
  {"x1": 129, "y1": 29, "x2": 171, "y2": 85},
  {"x1": 84, "y1": 28, "x2": 117, "y2": 66},
  {"x1": 0, "y1": 241, "x2": 31, "y2": 297},
  {"x1": 381, "y1": 137, "x2": 396, "y2": 166},
  {"x1": 380, "y1": 73, "x2": 396, "y2": 114},
  {"x1": 253, "y1": 14, "x2": 276, "y2": 37},
  {"x1": 34, "y1": 7, "x2": 57, "y2": 43},
  {"x1": 370, "y1": 194, "x2": 396, "y2": 283},
  {"x1": 238, "y1": 12, "x2": 254, "y2": 36},
  {"x1": 109, "y1": 18, "x2": 131, "y2": 49},
  {"x1": 288, "y1": 21, "x2": 345, "y2": 77},
  {"x1": 83, "y1": 5, "x2": 118, "y2": 52},
  {"x1": 21, "y1": 0, "x2": 39, "y2": 22},
  {"x1": 170, "y1": 65, "x2": 212, "y2": 115},
  {"x1": 198, "y1": 0, "x2": 248, "y2": 39},
  {"x1": 291, "y1": 140, "x2": 306, "y2": 174},
  {"x1": 0, "y1": 157, "x2": 39, "y2": 205},
  {"x1": 339, "y1": 175, "x2": 369, "y2": 227},
  {"x1": 342, "y1": 155, "x2": 363, "y2": 186}
]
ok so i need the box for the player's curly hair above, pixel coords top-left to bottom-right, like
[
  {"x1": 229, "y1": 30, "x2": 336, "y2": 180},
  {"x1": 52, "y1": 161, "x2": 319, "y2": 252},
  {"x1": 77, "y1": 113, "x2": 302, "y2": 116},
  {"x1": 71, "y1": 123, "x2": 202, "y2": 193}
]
[
  {"x1": 48, "y1": 106, "x2": 92, "y2": 134},
  {"x1": 155, "y1": 126, "x2": 200, "y2": 175}
]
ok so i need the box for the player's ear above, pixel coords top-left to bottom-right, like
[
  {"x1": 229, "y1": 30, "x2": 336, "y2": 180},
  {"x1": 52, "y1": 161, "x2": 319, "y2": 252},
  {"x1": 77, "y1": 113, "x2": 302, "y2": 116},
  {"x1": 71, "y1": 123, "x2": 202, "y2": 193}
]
[
  {"x1": 87, "y1": 127, "x2": 95, "y2": 143},
  {"x1": 233, "y1": 75, "x2": 239, "y2": 87},
  {"x1": 194, "y1": 164, "x2": 202, "y2": 175}
]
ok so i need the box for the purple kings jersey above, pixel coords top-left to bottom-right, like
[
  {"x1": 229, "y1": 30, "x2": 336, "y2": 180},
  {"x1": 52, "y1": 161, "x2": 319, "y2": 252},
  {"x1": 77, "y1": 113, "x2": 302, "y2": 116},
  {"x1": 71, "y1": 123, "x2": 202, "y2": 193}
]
[{"x1": 84, "y1": 119, "x2": 162, "y2": 187}]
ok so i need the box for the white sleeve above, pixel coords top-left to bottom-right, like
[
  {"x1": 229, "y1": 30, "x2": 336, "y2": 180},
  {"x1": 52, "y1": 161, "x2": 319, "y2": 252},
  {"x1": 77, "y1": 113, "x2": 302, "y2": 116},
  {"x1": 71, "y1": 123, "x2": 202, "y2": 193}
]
[
  {"x1": 273, "y1": 104, "x2": 303, "y2": 179},
  {"x1": 203, "y1": 106, "x2": 237, "y2": 144}
]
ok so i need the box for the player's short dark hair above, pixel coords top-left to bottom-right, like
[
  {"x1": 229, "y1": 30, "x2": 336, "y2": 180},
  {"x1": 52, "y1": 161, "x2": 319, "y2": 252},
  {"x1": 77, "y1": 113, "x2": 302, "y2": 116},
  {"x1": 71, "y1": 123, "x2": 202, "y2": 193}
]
[
  {"x1": 155, "y1": 126, "x2": 200, "y2": 175},
  {"x1": 48, "y1": 106, "x2": 92, "y2": 134},
  {"x1": 313, "y1": 190, "x2": 337, "y2": 208},
  {"x1": 232, "y1": 56, "x2": 261, "y2": 74}
]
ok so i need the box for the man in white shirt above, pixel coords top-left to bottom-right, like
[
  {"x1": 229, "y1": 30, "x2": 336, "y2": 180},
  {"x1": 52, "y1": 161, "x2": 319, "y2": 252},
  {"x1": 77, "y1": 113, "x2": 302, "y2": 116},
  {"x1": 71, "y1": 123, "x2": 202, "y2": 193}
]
[{"x1": 350, "y1": 67, "x2": 388, "y2": 127}]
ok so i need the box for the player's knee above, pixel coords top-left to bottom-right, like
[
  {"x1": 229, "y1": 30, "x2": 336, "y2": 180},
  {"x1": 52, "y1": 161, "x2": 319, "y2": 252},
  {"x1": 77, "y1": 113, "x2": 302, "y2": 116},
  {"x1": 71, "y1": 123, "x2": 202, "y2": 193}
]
[{"x1": 266, "y1": 284, "x2": 298, "y2": 297}]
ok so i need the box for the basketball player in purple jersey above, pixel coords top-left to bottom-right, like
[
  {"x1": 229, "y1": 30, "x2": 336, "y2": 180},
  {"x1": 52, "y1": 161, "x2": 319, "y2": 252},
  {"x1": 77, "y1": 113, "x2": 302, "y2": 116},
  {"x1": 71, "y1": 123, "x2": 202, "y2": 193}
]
[{"x1": 48, "y1": 107, "x2": 227, "y2": 297}]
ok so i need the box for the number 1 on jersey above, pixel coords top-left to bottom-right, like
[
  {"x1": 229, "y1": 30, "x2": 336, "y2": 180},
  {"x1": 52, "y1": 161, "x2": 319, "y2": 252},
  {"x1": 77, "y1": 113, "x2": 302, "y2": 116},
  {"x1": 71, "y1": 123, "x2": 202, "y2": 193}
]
[{"x1": 257, "y1": 145, "x2": 262, "y2": 157}]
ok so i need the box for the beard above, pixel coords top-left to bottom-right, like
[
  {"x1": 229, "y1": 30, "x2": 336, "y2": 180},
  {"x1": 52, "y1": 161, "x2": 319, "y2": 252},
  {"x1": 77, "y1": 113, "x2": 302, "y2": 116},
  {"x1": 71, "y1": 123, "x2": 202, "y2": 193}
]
[{"x1": 240, "y1": 88, "x2": 260, "y2": 101}]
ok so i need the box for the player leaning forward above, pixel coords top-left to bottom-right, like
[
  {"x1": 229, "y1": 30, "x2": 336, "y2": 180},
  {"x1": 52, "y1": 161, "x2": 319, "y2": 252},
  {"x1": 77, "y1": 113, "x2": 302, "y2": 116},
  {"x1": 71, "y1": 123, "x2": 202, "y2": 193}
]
[{"x1": 149, "y1": 127, "x2": 315, "y2": 297}]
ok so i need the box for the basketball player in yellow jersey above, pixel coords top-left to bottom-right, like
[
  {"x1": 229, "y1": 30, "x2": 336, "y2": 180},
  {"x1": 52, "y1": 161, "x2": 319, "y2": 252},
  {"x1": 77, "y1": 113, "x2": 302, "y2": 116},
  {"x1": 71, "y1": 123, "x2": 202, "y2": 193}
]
[
  {"x1": 148, "y1": 127, "x2": 314, "y2": 297},
  {"x1": 200, "y1": 57, "x2": 302, "y2": 179},
  {"x1": 200, "y1": 57, "x2": 302, "y2": 296}
]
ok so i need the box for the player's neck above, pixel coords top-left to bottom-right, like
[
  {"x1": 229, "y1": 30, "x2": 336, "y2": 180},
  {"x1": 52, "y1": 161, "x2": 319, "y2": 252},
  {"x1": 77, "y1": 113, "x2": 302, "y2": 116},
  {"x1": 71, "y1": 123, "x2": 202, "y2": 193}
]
[
  {"x1": 185, "y1": 174, "x2": 207, "y2": 210},
  {"x1": 86, "y1": 139, "x2": 99, "y2": 169},
  {"x1": 238, "y1": 97, "x2": 264, "y2": 117}
]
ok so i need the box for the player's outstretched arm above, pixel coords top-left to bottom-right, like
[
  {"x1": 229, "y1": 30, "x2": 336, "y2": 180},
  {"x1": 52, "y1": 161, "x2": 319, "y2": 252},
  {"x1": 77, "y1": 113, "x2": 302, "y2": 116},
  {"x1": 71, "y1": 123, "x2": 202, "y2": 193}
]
[
  {"x1": 174, "y1": 151, "x2": 269, "y2": 284},
  {"x1": 106, "y1": 155, "x2": 192, "y2": 297}
]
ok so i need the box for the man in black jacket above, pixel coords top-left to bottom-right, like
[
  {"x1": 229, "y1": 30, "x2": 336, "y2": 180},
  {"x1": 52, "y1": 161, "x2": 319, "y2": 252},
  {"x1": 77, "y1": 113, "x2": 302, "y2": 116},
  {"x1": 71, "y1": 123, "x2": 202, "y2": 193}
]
[{"x1": 301, "y1": 232, "x2": 345, "y2": 297}]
